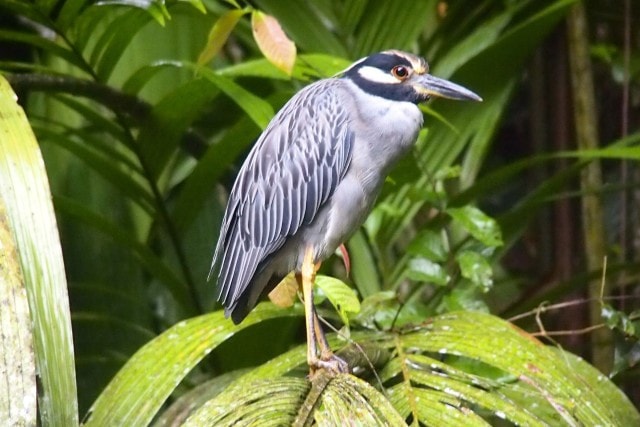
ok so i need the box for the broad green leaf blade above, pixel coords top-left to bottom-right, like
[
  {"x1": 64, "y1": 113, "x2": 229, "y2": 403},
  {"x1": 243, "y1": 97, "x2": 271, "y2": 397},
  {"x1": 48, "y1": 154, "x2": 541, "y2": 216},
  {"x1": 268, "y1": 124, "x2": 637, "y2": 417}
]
[
  {"x1": 456, "y1": 250, "x2": 493, "y2": 292},
  {"x1": 407, "y1": 229, "x2": 448, "y2": 262},
  {"x1": 85, "y1": 303, "x2": 299, "y2": 427},
  {"x1": 196, "y1": 65, "x2": 274, "y2": 129},
  {"x1": 402, "y1": 311, "x2": 640, "y2": 425},
  {"x1": 0, "y1": 204, "x2": 37, "y2": 427},
  {"x1": 57, "y1": 0, "x2": 90, "y2": 31},
  {"x1": 315, "y1": 275, "x2": 361, "y2": 327},
  {"x1": 404, "y1": 356, "x2": 542, "y2": 426},
  {"x1": 0, "y1": 76, "x2": 79, "y2": 426},
  {"x1": 388, "y1": 382, "x2": 491, "y2": 426},
  {"x1": 251, "y1": 11, "x2": 297, "y2": 75},
  {"x1": 153, "y1": 371, "x2": 245, "y2": 427},
  {"x1": 183, "y1": 377, "x2": 309, "y2": 426},
  {"x1": 314, "y1": 374, "x2": 405, "y2": 426},
  {"x1": 447, "y1": 206, "x2": 503, "y2": 247},
  {"x1": 550, "y1": 348, "x2": 640, "y2": 426},
  {"x1": 89, "y1": 8, "x2": 153, "y2": 81},
  {"x1": 406, "y1": 257, "x2": 449, "y2": 285},
  {"x1": 139, "y1": 61, "x2": 274, "y2": 135},
  {"x1": 346, "y1": 230, "x2": 381, "y2": 298}
]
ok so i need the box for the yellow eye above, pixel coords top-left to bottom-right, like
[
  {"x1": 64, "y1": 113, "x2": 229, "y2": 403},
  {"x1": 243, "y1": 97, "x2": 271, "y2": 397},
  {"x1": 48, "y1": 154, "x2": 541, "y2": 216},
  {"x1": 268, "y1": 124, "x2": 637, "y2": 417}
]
[{"x1": 391, "y1": 65, "x2": 410, "y2": 80}]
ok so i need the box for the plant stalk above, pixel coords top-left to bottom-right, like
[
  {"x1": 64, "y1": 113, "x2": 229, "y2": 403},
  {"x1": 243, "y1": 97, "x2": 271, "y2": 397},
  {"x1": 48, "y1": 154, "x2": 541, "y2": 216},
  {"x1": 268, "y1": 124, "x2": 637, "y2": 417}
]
[{"x1": 566, "y1": 2, "x2": 612, "y2": 373}]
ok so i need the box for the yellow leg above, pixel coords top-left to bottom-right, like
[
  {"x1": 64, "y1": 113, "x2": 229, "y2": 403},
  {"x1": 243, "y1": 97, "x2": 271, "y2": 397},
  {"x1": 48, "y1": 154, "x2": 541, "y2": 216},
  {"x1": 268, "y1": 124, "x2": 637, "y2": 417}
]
[
  {"x1": 313, "y1": 311, "x2": 333, "y2": 359},
  {"x1": 301, "y1": 246, "x2": 348, "y2": 374}
]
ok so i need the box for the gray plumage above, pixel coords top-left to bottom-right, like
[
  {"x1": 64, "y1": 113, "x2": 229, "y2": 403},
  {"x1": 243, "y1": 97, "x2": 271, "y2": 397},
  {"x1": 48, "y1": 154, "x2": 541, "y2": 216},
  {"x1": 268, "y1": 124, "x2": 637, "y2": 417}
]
[{"x1": 209, "y1": 50, "x2": 481, "y2": 324}]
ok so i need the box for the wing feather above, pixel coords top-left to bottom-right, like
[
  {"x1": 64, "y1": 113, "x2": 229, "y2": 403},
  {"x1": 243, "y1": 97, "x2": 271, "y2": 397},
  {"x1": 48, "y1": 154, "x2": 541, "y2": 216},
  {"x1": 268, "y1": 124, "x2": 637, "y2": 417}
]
[{"x1": 210, "y1": 79, "x2": 354, "y2": 309}]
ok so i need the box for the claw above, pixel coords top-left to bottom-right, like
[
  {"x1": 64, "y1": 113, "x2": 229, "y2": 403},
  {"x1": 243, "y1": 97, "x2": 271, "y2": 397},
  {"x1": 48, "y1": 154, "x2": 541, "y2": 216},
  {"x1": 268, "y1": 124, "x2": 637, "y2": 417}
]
[
  {"x1": 310, "y1": 354, "x2": 349, "y2": 375},
  {"x1": 338, "y1": 243, "x2": 350, "y2": 277}
]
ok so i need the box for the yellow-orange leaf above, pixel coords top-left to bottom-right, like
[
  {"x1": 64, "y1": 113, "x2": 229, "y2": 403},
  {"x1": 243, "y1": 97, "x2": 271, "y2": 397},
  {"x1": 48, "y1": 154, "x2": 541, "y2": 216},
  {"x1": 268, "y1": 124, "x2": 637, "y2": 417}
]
[
  {"x1": 251, "y1": 11, "x2": 296, "y2": 76},
  {"x1": 268, "y1": 272, "x2": 299, "y2": 308}
]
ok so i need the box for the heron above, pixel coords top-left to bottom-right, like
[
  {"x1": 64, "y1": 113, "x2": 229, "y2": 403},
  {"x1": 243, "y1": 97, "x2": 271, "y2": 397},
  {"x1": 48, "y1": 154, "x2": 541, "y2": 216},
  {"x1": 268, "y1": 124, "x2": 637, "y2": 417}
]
[{"x1": 209, "y1": 50, "x2": 481, "y2": 373}]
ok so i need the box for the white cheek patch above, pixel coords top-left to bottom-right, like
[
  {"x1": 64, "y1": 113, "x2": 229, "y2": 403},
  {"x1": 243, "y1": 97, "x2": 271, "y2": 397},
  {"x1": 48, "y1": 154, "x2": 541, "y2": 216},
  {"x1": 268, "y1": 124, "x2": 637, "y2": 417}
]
[{"x1": 357, "y1": 66, "x2": 401, "y2": 84}]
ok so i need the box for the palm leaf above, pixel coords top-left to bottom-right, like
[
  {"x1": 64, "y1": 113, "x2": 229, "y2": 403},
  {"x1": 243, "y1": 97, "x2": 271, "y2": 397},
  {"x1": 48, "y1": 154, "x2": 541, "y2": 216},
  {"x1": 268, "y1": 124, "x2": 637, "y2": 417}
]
[
  {"x1": 84, "y1": 303, "x2": 640, "y2": 425},
  {"x1": 84, "y1": 304, "x2": 300, "y2": 426},
  {"x1": 0, "y1": 75, "x2": 79, "y2": 426}
]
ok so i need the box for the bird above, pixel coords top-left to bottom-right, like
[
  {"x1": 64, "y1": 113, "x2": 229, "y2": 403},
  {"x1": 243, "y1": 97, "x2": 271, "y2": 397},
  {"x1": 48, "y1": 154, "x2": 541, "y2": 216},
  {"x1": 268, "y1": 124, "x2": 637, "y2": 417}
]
[{"x1": 209, "y1": 50, "x2": 481, "y2": 374}]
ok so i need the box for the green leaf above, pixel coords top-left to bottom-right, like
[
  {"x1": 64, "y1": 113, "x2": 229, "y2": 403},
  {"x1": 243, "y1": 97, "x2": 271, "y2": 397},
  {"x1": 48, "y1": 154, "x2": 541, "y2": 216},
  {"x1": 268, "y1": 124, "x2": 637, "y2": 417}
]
[
  {"x1": 152, "y1": 371, "x2": 245, "y2": 426},
  {"x1": 89, "y1": 8, "x2": 153, "y2": 81},
  {"x1": 396, "y1": 312, "x2": 640, "y2": 425},
  {"x1": 151, "y1": 61, "x2": 273, "y2": 131},
  {"x1": 602, "y1": 304, "x2": 635, "y2": 335},
  {"x1": 551, "y1": 348, "x2": 640, "y2": 426},
  {"x1": 196, "y1": 65, "x2": 274, "y2": 129},
  {"x1": 352, "y1": 0, "x2": 434, "y2": 57},
  {"x1": 179, "y1": 0, "x2": 206, "y2": 14},
  {"x1": 376, "y1": 0, "x2": 576, "y2": 248},
  {"x1": 611, "y1": 332, "x2": 640, "y2": 377},
  {"x1": 35, "y1": 126, "x2": 155, "y2": 214},
  {"x1": 197, "y1": 9, "x2": 247, "y2": 66},
  {"x1": 447, "y1": 206, "x2": 503, "y2": 247},
  {"x1": 456, "y1": 250, "x2": 493, "y2": 292},
  {"x1": 346, "y1": 230, "x2": 381, "y2": 298},
  {"x1": 94, "y1": 0, "x2": 170, "y2": 26},
  {"x1": 85, "y1": 304, "x2": 300, "y2": 427},
  {"x1": 137, "y1": 77, "x2": 220, "y2": 179},
  {"x1": 407, "y1": 229, "x2": 448, "y2": 262},
  {"x1": 441, "y1": 282, "x2": 489, "y2": 313},
  {"x1": 0, "y1": 29, "x2": 92, "y2": 75},
  {"x1": 315, "y1": 275, "x2": 361, "y2": 327},
  {"x1": 170, "y1": 115, "x2": 260, "y2": 233},
  {"x1": 354, "y1": 291, "x2": 398, "y2": 329},
  {"x1": 219, "y1": 53, "x2": 350, "y2": 81},
  {"x1": 56, "y1": 0, "x2": 90, "y2": 31},
  {"x1": 0, "y1": 75, "x2": 79, "y2": 426},
  {"x1": 251, "y1": 0, "x2": 347, "y2": 56},
  {"x1": 183, "y1": 377, "x2": 308, "y2": 426},
  {"x1": 313, "y1": 374, "x2": 405, "y2": 425},
  {"x1": 169, "y1": 311, "x2": 639, "y2": 425},
  {"x1": 406, "y1": 257, "x2": 449, "y2": 286}
]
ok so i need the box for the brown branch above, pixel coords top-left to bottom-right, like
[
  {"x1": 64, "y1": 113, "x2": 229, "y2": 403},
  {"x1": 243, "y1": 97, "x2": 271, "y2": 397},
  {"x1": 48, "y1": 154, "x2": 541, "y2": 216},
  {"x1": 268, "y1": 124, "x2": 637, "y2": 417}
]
[
  {"x1": 5, "y1": 73, "x2": 150, "y2": 120},
  {"x1": 5, "y1": 73, "x2": 208, "y2": 159},
  {"x1": 508, "y1": 294, "x2": 640, "y2": 323},
  {"x1": 566, "y1": 2, "x2": 612, "y2": 372}
]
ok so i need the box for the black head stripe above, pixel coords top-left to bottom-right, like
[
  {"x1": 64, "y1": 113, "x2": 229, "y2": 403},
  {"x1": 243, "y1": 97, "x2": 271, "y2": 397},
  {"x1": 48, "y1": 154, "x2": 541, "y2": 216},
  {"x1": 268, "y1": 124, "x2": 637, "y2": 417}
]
[
  {"x1": 349, "y1": 52, "x2": 413, "y2": 74},
  {"x1": 344, "y1": 52, "x2": 422, "y2": 103}
]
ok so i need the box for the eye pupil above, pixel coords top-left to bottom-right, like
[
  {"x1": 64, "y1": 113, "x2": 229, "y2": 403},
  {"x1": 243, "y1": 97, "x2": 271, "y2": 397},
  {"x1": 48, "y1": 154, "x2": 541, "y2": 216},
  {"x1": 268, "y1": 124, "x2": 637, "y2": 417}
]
[{"x1": 393, "y1": 66, "x2": 408, "y2": 78}]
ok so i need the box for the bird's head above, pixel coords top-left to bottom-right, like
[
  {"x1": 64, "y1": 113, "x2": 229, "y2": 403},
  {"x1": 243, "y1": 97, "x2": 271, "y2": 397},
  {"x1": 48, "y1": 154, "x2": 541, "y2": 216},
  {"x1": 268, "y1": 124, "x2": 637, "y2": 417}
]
[{"x1": 342, "y1": 50, "x2": 482, "y2": 104}]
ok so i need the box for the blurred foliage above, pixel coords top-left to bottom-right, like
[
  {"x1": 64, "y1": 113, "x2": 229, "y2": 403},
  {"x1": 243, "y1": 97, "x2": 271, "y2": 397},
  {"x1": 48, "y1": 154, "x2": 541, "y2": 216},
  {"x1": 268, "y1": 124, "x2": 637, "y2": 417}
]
[{"x1": 1, "y1": 0, "x2": 639, "y2": 424}]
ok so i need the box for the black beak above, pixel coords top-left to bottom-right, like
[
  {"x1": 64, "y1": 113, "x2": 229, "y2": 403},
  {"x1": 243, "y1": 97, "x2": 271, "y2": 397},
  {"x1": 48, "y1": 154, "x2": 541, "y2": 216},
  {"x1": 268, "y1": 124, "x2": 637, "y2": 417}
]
[{"x1": 413, "y1": 74, "x2": 482, "y2": 102}]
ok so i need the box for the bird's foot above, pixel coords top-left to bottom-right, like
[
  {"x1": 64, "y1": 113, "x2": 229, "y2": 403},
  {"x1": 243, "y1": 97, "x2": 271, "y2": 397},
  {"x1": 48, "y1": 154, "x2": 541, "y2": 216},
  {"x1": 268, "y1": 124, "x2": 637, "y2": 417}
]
[{"x1": 310, "y1": 353, "x2": 349, "y2": 376}]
